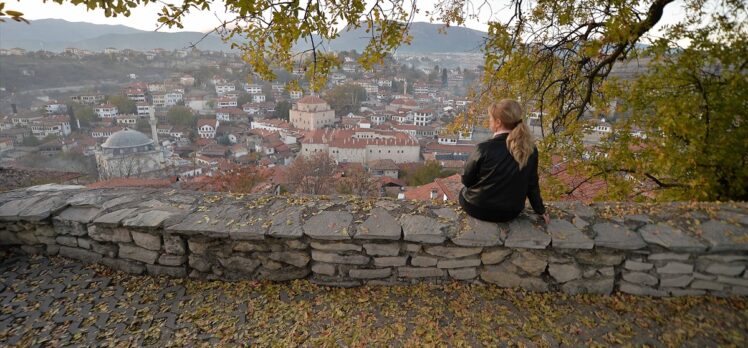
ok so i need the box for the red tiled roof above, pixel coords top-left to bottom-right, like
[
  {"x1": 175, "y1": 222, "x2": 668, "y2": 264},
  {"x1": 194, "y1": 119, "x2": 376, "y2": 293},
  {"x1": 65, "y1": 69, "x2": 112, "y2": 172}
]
[
  {"x1": 197, "y1": 118, "x2": 218, "y2": 128},
  {"x1": 404, "y1": 174, "x2": 463, "y2": 201}
]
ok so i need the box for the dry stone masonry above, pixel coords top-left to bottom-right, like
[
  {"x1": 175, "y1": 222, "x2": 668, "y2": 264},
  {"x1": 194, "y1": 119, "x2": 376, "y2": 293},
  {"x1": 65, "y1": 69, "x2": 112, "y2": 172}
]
[{"x1": 1, "y1": 184, "x2": 748, "y2": 296}]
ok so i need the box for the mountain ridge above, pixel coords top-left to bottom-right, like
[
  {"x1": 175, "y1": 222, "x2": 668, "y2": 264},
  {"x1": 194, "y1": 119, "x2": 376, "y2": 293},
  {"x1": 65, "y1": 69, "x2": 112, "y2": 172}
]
[{"x1": 0, "y1": 19, "x2": 487, "y2": 54}]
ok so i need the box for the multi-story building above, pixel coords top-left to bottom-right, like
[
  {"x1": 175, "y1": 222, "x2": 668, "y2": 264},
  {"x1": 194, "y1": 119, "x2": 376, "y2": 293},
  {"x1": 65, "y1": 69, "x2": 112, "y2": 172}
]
[
  {"x1": 300, "y1": 128, "x2": 420, "y2": 164},
  {"x1": 412, "y1": 109, "x2": 435, "y2": 126},
  {"x1": 197, "y1": 119, "x2": 219, "y2": 138},
  {"x1": 290, "y1": 90, "x2": 303, "y2": 100},
  {"x1": 289, "y1": 96, "x2": 336, "y2": 131},
  {"x1": 215, "y1": 108, "x2": 246, "y2": 123},
  {"x1": 252, "y1": 94, "x2": 266, "y2": 103},
  {"x1": 45, "y1": 101, "x2": 67, "y2": 114},
  {"x1": 94, "y1": 104, "x2": 118, "y2": 118},
  {"x1": 72, "y1": 94, "x2": 105, "y2": 105},
  {"x1": 244, "y1": 84, "x2": 263, "y2": 94},
  {"x1": 115, "y1": 115, "x2": 138, "y2": 126},
  {"x1": 217, "y1": 96, "x2": 238, "y2": 109},
  {"x1": 215, "y1": 84, "x2": 236, "y2": 96},
  {"x1": 29, "y1": 115, "x2": 72, "y2": 138},
  {"x1": 136, "y1": 103, "x2": 154, "y2": 117}
]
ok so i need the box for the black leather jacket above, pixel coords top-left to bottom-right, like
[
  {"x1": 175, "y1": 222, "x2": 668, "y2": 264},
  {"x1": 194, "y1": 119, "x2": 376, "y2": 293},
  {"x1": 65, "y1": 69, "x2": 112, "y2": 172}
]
[{"x1": 460, "y1": 133, "x2": 546, "y2": 215}]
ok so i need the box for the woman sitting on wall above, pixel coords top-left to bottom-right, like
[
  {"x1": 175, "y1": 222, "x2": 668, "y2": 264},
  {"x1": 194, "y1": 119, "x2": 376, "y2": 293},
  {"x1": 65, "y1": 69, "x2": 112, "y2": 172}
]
[{"x1": 459, "y1": 99, "x2": 550, "y2": 224}]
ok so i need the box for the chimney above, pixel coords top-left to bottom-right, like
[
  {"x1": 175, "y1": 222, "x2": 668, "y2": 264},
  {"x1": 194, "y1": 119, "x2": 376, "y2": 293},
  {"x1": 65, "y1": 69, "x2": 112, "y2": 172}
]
[{"x1": 430, "y1": 188, "x2": 438, "y2": 200}]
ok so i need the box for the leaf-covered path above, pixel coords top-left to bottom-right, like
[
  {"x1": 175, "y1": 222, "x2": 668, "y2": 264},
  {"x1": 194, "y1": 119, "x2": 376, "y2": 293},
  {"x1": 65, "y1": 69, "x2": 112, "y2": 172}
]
[{"x1": 1, "y1": 253, "x2": 746, "y2": 347}]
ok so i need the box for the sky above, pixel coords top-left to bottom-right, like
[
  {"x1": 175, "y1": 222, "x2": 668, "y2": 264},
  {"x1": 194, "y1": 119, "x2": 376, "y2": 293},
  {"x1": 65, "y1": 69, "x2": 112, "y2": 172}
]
[{"x1": 6, "y1": 0, "x2": 686, "y2": 37}]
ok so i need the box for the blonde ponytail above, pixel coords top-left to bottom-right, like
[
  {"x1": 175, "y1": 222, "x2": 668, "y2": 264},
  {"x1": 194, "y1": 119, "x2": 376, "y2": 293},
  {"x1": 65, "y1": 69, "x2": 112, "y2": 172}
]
[{"x1": 489, "y1": 100, "x2": 534, "y2": 169}]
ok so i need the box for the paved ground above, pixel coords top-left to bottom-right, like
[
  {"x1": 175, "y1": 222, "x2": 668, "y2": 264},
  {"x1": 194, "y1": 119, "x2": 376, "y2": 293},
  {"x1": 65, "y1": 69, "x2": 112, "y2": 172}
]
[{"x1": 1, "y1": 253, "x2": 747, "y2": 347}]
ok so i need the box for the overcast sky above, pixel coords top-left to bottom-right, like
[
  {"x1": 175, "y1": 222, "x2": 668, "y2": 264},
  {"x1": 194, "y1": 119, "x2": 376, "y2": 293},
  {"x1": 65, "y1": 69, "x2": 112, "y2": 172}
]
[{"x1": 7, "y1": 0, "x2": 686, "y2": 37}]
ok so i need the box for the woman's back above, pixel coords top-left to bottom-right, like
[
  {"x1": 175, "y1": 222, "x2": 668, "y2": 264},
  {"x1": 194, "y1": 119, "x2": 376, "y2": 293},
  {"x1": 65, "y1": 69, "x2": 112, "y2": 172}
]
[
  {"x1": 459, "y1": 99, "x2": 546, "y2": 223},
  {"x1": 461, "y1": 133, "x2": 542, "y2": 216}
]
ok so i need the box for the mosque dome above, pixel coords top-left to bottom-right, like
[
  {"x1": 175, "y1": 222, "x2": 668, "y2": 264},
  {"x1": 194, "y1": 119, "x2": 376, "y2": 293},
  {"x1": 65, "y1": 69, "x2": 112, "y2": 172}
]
[{"x1": 102, "y1": 128, "x2": 154, "y2": 149}]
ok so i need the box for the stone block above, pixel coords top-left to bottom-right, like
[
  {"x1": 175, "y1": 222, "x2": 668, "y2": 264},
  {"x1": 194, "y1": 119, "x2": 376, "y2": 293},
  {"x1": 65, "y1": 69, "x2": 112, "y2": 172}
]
[
  {"x1": 549, "y1": 263, "x2": 582, "y2": 283},
  {"x1": 304, "y1": 211, "x2": 353, "y2": 240},
  {"x1": 90, "y1": 241, "x2": 117, "y2": 258},
  {"x1": 123, "y1": 210, "x2": 181, "y2": 228},
  {"x1": 188, "y1": 255, "x2": 211, "y2": 272},
  {"x1": 593, "y1": 223, "x2": 646, "y2": 250},
  {"x1": 700, "y1": 220, "x2": 748, "y2": 252},
  {"x1": 363, "y1": 243, "x2": 400, "y2": 256},
  {"x1": 234, "y1": 241, "x2": 269, "y2": 252},
  {"x1": 547, "y1": 219, "x2": 593, "y2": 249},
  {"x1": 561, "y1": 277, "x2": 614, "y2": 295},
  {"x1": 46, "y1": 244, "x2": 59, "y2": 255},
  {"x1": 705, "y1": 263, "x2": 745, "y2": 276},
  {"x1": 219, "y1": 256, "x2": 261, "y2": 274},
  {"x1": 510, "y1": 251, "x2": 547, "y2": 275},
  {"x1": 639, "y1": 223, "x2": 707, "y2": 252},
  {"x1": 163, "y1": 235, "x2": 186, "y2": 255},
  {"x1": 21, "y1": 245, "x2": 43, "y2": 255},
  {"x1": 18, "y1": 195, "x2": 69, "y2": 222},
  {"x1": 158, "y1": 254, "x2": 187, "y2": 266},
  {"x1": 285, "y1": 239, "x2": 308, "y2": 250},
  {"x1": 119, "y1": 244, "x2": 159, "y2": 264},
  {"x1": 648, "y1": 253, "x2": 690, "y2": 261},
  {"x1": 311, "y1": 250, "x2": 370, "y2": 265},
  {"x1": 55, "y1": 236, "x2": 78, "y2": 247},
  {"x1": 400, "y1": 215, "x2": 446, "y2": 244},
  {"x1": 131, "y1": 231, "x2": 161, "y2": 251},
  {"x1": 269, "y1": 251, "x2": 311, "y2": 268},
  {"x1": 575, "y1": 251, "x2": 624, "y2": 266},
  {"x1": 690, "y1": 280, "x2": 724, "y2": 291},
  {"x1": 311, "y1": 262, "x2": 336, "y2": 276},
  {"x1": 77, "y1": 238, "x2": 92, "y2": 250},
  {"x1": 147, "y1": 264, "x2": 187, "y2": 277},
  {"x1": 59, "y1": 246, "x2": 102, "y2": 263},
  {"x1": 56, "y1": 206, "x2": 101, "y2": 223},
  {"x1": 53, "y1": 220, "x2": 88, "y2": 236},
  {"x1": 424, "y1": 246, "x2": 482, "y2": 259},
  {"x1": 88, "y1": 225, "x2": 131, "y2": 243},
  {"x1": 451, "y1": 217, "x2": 502, "y2": 247},
  {"x1": 268, "y1": 207, "x2": 304, "y2": 239},
  {"x1": 481, "y1": 264, "x2": 548, "y2": 292},
  {"x1": 374, "y1": 256, "x2": 408, "y2": 267},
  {"x1": 349, "y1": 268, "x2": 392, "y2": 279},
  {"x1": 188, "y1": 238, "x2": 211, "y2": 254},
  {"x1": 0, "y1": 230, "x2": 21, "y2": 245},
  {"x1": 624, "y1": 260, "x2": 653, "y2": 272},
  {"x1": 504, "y1": 220, "x2": 551, "y2": 249},
  {"x1": 411, "y1": 256, "x2": 438, "y2": 267},
  {"x1": 101, "y1": 257, "x2": 145, "y2": 274},
  {"x1": 405, "y1": 244, "x2": 422, "y2": 253},
  {"x1": 657, "y1": 262, "x2": 693, "y2": 274},
  {"x1": 660, "y1": 275, "x2": 693, "y2": 288},
  {"x1": 397, "y1": 267, "x2": 446, "y2": 278},
  {"x1": 354, "y1": 208, "x2": 402, "y2": 240},
  {"x1": 716, "y1": 276, "x2": 748, "y2": 287},
  {"x1": 481, "y1": 248, "x2": 512, "y2": 265},
  {"x1": 262, "y1": 260, "x2": 283, "y2": 271},
  {"x1": 310, "y1": 242, "x2": 362, "y2": 252},
  {"x1": 619, "y1": 281, "x2": 667, "y2": 297},
  {"x1": 168, "y1": 205, "x2": 264, "y2": 240},
  {"x1": 622, "y1": 272, "x2": 659, "y2": 286},
  {"x1": 448, "y1": 267, "x2": 478, "y2": 280},
  {"x1": 93, "y1": 208, "x2": 138, "y2": 226},
  {"x1": 437, "y1": 257, "x2": 481, "y2": 269},
  {"x1": 311, "y1": 276, "x2": 362, "y2": 288}
]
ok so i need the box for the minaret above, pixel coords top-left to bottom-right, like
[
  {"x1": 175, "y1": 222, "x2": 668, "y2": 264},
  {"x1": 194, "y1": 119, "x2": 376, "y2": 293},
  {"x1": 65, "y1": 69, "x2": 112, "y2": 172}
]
[{"x1": 149, "y1": 107, "x2": 159, "y2": 150}]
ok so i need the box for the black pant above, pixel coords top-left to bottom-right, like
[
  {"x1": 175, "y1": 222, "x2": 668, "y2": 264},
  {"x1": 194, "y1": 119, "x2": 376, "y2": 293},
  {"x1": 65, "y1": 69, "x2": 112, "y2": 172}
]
[{"x1": 459, "y1": 190, "x2": 521, "y2": 223}]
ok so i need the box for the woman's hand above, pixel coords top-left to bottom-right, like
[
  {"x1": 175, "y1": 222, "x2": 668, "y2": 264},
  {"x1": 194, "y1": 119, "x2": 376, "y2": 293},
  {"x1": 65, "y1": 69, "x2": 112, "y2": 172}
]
[{"x1": 542, "y1": 212, "x2": 550, "y2": 224}]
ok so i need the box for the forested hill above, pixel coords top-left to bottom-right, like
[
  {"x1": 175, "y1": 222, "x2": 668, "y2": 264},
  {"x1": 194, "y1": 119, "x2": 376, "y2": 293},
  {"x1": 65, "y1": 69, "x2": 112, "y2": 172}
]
[{"x1": 1, "y1": 19, "x2": 487, "y2": 54}]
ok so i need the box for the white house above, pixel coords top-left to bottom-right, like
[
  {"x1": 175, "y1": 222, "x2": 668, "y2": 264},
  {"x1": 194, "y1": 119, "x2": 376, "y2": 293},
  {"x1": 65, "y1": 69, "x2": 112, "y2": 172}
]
[
  {"x1": 197, "y1": 119, "x2": 219, "y2": 138},
  {"x1": 215, "y1": 84, "x2": 236, "y2": 96},
  {"x1": 94, "y1": 104, "x2": 118, "y2": 118},
  {"x1": 252, "y1": 94, "x2": 266, "y2": 103},
  {"x1": 244, "y1": 83, "x2": 263, "y2": 94}
]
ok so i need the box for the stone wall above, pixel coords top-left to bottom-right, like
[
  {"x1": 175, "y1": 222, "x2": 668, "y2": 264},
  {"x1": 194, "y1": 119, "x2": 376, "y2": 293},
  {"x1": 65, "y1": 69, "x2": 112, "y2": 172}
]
[{"x1": 1, "y1": 184, "x2": 748, "y2": 296}]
